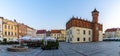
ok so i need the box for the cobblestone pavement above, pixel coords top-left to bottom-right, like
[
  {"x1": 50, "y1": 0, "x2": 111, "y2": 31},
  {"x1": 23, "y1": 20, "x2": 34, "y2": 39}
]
[{"x1": 0, "y1": 42, "x2": 120, "y2": 56}]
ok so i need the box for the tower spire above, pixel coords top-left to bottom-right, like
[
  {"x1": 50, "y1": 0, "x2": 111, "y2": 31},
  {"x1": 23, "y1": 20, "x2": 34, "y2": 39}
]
[
  {"x1": 92, "y1": 8, "x2": 99, "y2": 23},
  {"x1": 92, "y1": 8, "x2": 99, "y2": 13}
]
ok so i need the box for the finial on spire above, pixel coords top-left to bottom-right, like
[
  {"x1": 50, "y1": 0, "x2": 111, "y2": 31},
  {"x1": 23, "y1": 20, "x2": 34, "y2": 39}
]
[{"x1": 92, "y1": 8, "x2": 99, "y2": 13}]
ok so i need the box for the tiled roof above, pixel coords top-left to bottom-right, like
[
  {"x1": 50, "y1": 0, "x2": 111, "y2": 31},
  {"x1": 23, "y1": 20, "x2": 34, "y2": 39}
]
[
  {"x1": 36, "y1": 30, "x2": 46, "y2": 34},
  {"x1": 105, "y1": 28, "x2": 120, "y2": 32},
  {"x1": 51, "y1": 30, "x2": 61, "y2": 33}
]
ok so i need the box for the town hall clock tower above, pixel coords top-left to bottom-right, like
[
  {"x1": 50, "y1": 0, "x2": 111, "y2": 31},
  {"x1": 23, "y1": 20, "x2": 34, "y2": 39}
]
[{"x1": 92, "y1": 9, "x2": 99, "y2": 42}]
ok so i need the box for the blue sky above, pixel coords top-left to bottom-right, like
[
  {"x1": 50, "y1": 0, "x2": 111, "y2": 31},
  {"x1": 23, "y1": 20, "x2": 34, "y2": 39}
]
[{"x1": 0, "y1": 0, "x2": 120, "y2": 32}]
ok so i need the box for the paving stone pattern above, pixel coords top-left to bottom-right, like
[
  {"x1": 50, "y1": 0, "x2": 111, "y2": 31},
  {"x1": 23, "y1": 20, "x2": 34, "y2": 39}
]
[{"x1": 0, "y1": 42, "x2": 120, "y2": 56}]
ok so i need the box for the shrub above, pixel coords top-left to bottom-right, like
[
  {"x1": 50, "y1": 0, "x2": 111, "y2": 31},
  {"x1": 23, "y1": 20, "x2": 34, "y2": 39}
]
[
  {"x1": 3, "y1": 38, "x2": 7, "y2": 43},
  {"x1": 0, "y1": 41, "x2": 19, "y2": 45},
  {"x1": 41, "y1": 40, "x2": 59, "y2": 50}
]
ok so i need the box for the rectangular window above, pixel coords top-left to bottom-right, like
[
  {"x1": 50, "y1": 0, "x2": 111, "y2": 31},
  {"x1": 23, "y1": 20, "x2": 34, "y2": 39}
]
[
  {"x1": 15, "y1": 33, "x2": 16, "y2": 36},
  {"x1": 5, "y1": 32, "x2": 7, "y2": 35},
  {"x1": 11, "y1": 26, "x2": 13, "y2": 30},
  {"x1": 5, "y1": 25, "x2": 7, "y2": 29},
  {"x1": 8, "y1": 26, "x2": 10, "y2": 29},
  {"x1": 8, "y1": 32, "x2": 10, "y2": 36},
  {"x1": 83, "y1": 38, "x2": 85, "y2": 41},
  {"x1": 89, "y1": 31, "x2": 91, "y2": 35},
  {"x1": 77, "y1": 38, "x2": 80, "y2": 41},
  {"x1": 83, "y1": 30, "x2": 85, "y2": 35},
  {"x1": 79, "y1": 22, "x2": 81, "y2": 27},
  {"x1": 11, "y1": 32, "x2": 13, "y2": 36}
]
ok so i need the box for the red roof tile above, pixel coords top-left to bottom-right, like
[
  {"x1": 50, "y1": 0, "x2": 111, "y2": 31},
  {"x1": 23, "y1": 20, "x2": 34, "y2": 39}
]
[
  {"x1": 36, "y1": 30, "x2": 46, "y2": 34},
  {"x1": 105, "y1": 28, "x2": 120, "y2": 32},
  {"x1": 51, "y1": 30, "x2": 61, "y2": 33}
]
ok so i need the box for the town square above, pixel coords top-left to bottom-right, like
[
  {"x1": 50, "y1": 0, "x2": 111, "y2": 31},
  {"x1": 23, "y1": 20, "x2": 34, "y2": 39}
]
[
  {"x1": 0, "y1": 0, "x2": 120, "y2": 56},
  {"x1": 0, "y1": 42, "x2": 120, "y2": 56}
]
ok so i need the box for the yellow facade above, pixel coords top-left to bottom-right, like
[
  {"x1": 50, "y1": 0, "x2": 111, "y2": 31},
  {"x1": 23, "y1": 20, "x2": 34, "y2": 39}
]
[
  {"x1": 2, "y1": 19, "x2": 18, "y2": 41},
  {"x1": 50, "y1": 29, "x2": 66, "y2": 41},
  {"x1": 60, "y1": 29, "x2": 66, "y2": 41},
  {"x1": 0, "y1": 17, "x2": 36, "y2": 41},
  {"x1": 50, "y1": 33, "x2": 61, "y2": 39}
]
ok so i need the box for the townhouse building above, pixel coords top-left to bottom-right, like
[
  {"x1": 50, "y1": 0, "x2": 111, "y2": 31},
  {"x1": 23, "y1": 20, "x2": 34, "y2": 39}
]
[{"x1": 66, "y1": 9, "x2": 103, "y2": 43}]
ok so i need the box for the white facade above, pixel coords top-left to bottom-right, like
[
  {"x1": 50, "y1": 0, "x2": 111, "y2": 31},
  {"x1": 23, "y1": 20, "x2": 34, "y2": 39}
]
[
  {"x1": 99, "y1": 31, "x2": 103, "y2": 41},
  {"x1": 105, "y1": 31, "x2": 116, "y2": 38},
  {"x1": 27, "y1": 27, "x2": 36, "y2": 37},
  {"x1": 115, "y1": 30, "x2": 120, "y2": 37},
  {"x1": 33, "y1": 29, "x2": 37, "y2": 37},
  {"x1": 105, "y1": 29, "x2": 120, "y2": 38},
  {"x1": 36, "y1": 34, "x2": 46, "y2": 38},
  {"x1": 66, "y1": 27, "x2": 103, "y2": 43}
]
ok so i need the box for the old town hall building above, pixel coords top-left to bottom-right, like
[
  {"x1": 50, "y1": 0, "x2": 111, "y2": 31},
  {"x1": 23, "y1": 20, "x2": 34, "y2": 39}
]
[{"x1": 66, "y1": 9, "x2": 103, "y2": 43}]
